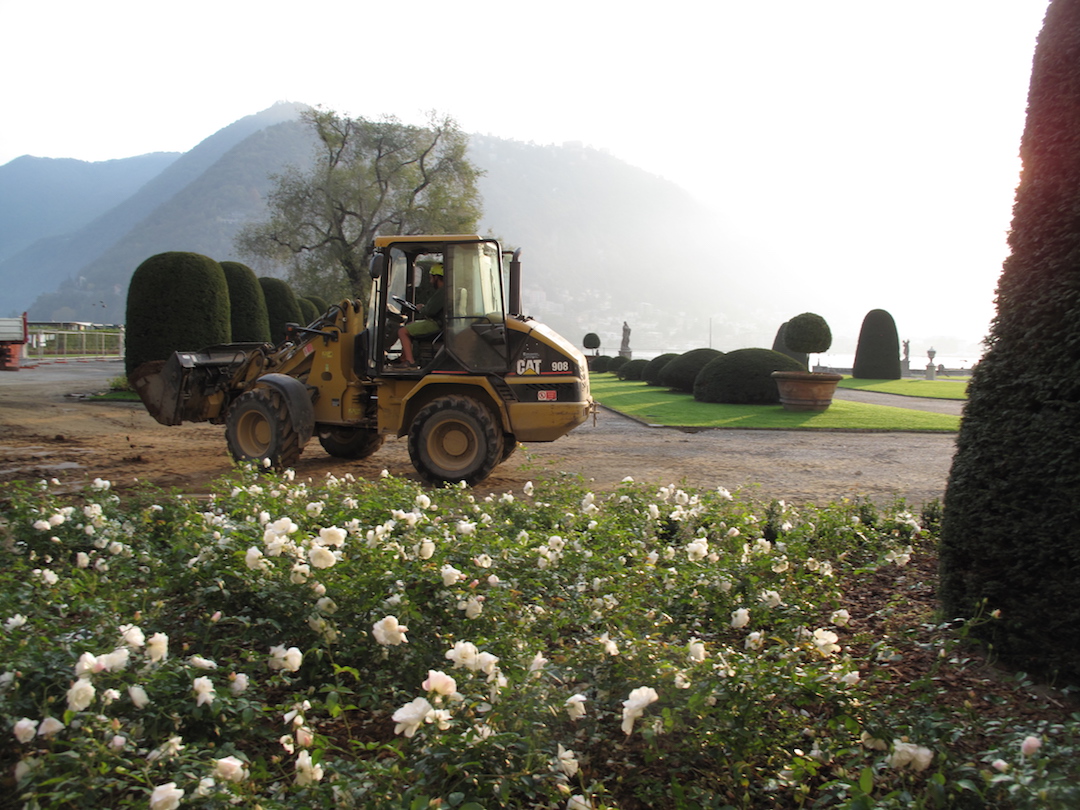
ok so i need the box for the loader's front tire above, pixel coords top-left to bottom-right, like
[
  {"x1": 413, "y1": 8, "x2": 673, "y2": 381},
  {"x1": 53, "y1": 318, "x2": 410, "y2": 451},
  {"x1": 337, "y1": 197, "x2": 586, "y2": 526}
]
[
  {"x1": 318, "y1": 426, "x2": 384, "y2": 460},
  {"x1": 226, "y1": 387, "x2": 304, "y2": 469},
  {"x1": 408, "y1": 395, "x2": 503, "y2": 486}
]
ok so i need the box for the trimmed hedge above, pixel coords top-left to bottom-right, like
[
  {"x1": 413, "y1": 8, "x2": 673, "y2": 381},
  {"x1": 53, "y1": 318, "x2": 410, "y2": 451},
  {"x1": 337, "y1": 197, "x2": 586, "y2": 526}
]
[
  {"x1": 852, "y1": 309, "x2": 901, "y2": 379},
  {"x1": 125, "y1": 252, "x2": 231, "y2": 377},
  {"x1": 642, "y1": 353, "x2": 679, "y2": 386},
  {"x1": 607, "y1": 355, "x2": 629, "y2": 373},
  {"x1": 591, "y1": 355, "x2": 614, "y2": 373},
  {"x1": 259, "y1": 277, "x2": 304, "y2": 344},
  {"x1": 220, "y1": 261, "x2": 271, "y2": 344},
  {"x1": 772, "y1": 321, "x2": 808, "y2": 369},
  {"x1": 583, "y1": 332, "x2": 601, "y2": 351},
  {"x1": 941, "y1": 0, "x2": 1080, "y2": 684},
  {"x1": 694, "y1": 348, "x2": 804, "y2": 404},
  {"x1": 659, "y1": 348, "x2": 723, "y2": 393},
  {"x1": 784, "y1": 312, "x2": 832, "y2": 355},
  {"x1": 304, "y1": 295, "x2": 330, "y2": 316},
  {"x1": 297, "y1": 296, "x2": 319, "y2": 325},
  {"x1": 616, "y1": 358, "x2": 649, "y2": 381}
]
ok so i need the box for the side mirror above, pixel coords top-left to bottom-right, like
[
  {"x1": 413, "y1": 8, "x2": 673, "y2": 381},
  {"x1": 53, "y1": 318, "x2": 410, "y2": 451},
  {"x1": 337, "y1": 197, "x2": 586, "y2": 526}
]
[{"x1": 369, "y1": 253, "x2": 386, "y2": 279}]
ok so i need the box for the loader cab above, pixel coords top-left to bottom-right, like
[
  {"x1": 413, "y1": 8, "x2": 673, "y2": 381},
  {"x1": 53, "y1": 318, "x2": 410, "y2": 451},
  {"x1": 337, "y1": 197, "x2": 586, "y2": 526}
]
[{"x1": 366, "y1": 236, "x2": 509, "y2": 376}]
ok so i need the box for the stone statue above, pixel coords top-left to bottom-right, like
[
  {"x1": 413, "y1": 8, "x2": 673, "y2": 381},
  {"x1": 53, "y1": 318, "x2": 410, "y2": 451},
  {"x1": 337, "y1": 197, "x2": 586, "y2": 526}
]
[
  {"x1": 902, "y1": 340, "x2": 910, "y2": 361},
  {"x1": 620, "y1": 322, "x2": 631, "y2": 358}
]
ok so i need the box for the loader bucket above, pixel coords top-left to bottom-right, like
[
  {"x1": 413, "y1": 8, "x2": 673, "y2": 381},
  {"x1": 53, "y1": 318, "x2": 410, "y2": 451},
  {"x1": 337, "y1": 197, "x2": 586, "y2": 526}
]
[{"x1": 130, "y1": 349, "x2": 251, "y2": 426}]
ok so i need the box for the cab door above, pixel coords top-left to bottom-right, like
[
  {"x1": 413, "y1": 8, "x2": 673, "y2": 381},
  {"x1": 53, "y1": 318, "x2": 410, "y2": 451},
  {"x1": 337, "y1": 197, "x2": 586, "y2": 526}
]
[{"x1": 442, "y1": 240, "x2": 509, "y2": 373}]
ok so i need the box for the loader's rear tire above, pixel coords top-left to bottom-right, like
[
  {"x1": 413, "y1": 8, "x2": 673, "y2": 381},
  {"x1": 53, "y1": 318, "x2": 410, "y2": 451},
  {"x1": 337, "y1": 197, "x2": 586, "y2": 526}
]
[
  {"x1": 500, "y1": 434, "x2": 518, "y2": 463},
  {"x1": 408, "y1": 395, "x2": 503, "y2": 486},
  {"x1": 225, "y1": 387, "x2": 304, "y2": 469},
  {"x1": 318, "y1": 426, "x2": 384, "y2": 460}
]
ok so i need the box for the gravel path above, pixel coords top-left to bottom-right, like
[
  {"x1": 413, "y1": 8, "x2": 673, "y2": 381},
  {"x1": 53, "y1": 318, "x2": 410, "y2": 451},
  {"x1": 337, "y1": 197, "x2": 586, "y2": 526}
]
[{"x1": 0, "y1": 360, "x2": 958, "y2": 507}]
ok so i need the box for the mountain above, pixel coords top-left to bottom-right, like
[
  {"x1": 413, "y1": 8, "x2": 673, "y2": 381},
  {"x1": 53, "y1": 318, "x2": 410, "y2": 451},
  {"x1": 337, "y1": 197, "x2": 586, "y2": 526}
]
[
  {"x1": 2, "y1": 103, "x2": 752, "y2": 353},
  {"x1": 0, "y1": 153, "x2": 180, "y2": 263},
  {"x1": 1, "y1": 102, "x2": 308, "y2": 320}
]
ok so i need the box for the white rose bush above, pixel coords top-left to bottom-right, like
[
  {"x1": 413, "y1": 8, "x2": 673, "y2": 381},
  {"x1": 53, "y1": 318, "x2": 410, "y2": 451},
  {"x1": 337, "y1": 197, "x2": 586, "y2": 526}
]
[{"x1": 1, "y1": 470, "x2": 1078, "y2": 808}]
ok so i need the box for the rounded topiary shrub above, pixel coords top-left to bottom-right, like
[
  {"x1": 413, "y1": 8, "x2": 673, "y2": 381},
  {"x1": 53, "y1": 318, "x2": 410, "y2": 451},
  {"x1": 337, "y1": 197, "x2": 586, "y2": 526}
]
[
  {"x1": 259, "y1": 277, "x2": 304, "y2": 344},
  {"x1": 642, "y1": 353, "x2": 679, "y2": 386},
  {"x1": 659, "y1": 348, "x2": 723, "y2": 393},
  {"x1": 852, "y1": 309, "x2": 902, "y2": 379},
  {"x1": 694, "y1": 348, "x2": 805, "y2": 404},
  {"x1": 304, "y1": 295, "x2": 330, "y2": 316},
  {"x1": 783, "y1": 312, "x2": 832, "y2": 356},
  {"x1": 583, "y1": 332, "x2": 601, "y2": 352},
  {"x1": 772, "y1": 321, "x2": 808, "y2": 369},
  {"x1": 220, "y1": 261, "x2": 271, "y2": 344},
  {"x1": 125, "y1": 252, "x2": 231, "y2": 377},
  {"x1": 297, "y1": 296, "x2": 319, "y2": 325},
  {"x1": 591, "y1": 355, "x2": 613, "y2": 373},
  {"x1": 607, "y1": 355, "x2": 629, "y2": 373},
  {"x1": 616, "y1": 358, "x2": 649, "y2": 381}
]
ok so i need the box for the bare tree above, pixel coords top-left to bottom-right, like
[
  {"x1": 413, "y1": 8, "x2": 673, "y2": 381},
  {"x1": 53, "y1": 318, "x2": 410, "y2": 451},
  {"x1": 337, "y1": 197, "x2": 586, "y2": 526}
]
[{"x1": 236, "y1": 108, "x2": 482, "y2": 304}]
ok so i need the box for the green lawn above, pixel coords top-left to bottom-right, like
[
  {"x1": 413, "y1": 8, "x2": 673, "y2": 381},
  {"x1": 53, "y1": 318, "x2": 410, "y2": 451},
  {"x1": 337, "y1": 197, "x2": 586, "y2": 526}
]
[
  {"x1": 837, "y1": 376, "x2": 969, "y2": 400},
  {"x1": 590, "y1": 375, "x2": 960, "y2": 431}
]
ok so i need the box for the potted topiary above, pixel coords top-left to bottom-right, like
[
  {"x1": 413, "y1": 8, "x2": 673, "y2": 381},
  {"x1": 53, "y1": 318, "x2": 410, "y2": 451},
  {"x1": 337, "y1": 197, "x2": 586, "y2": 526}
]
[{"x1": 770, "y1": 312, "x2": 843, "y2": 411}]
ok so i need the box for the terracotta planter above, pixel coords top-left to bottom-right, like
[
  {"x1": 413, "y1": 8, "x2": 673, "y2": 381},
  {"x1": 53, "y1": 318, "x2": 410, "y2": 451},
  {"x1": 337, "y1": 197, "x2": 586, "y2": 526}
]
[{"x1": 771, "y1": 370, "x2": 844, "y2": 412}]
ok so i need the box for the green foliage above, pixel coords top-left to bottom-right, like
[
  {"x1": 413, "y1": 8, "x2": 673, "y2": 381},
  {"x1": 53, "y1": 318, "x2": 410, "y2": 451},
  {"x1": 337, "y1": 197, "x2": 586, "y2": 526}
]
[
  {"x1": 772, "y1": 321, "x2": 809, "y2": 369},
  {"x1": 784, "y1": 312, "x2": 833, "y2": 355},
  {"x1": 258, "y1": 276, "x2": 304, "y2": 344},
  {"x1": 694, "y1": 348, "x2": 805, "y2": 404},
  {"x1": 591, "y1": 355, "x2": 613, "y2": 372},
  {"x1": 220, "y1": 260, "x2": 271, "y2": 344},
  {"x1": 304, "y1": 294, "x2": 330, "y2": 315},
  {"x1": 642, "y1": 352, "x2": 679, "y2": 386},
  {"x1": 297, "y1": 296, "x2": 319, "y2": 325},
  {"x1": 592, "y1": 375, "x2": 960, "y2": 431},
  {"x1": 236, "y1": 108, "x2": 482, "y2": 303},
  {"x1": 124, "y1": 252, "x2": 231, "y2": 376},
  {"x1": 2, "y1": 473, "x2": 1075, "y2": 809},
  {"x1": 853, "y1": 309, "x2": 902, "y2": 379},
  {"x1": 942, "y1": 2, "x2": 1080, "y2": 685},
  {"x1": 607, "y1": 355, "x2": 629, "y2": 373},
  {"x1": 583, "y1": 332, "x2": 601, "y2": 351},
  {"x1": 659, "y1": 348, "x2": 723, "y2": 393},
  {"x1": 616, "y1": 358, "x2": 649, "y2": 380}
]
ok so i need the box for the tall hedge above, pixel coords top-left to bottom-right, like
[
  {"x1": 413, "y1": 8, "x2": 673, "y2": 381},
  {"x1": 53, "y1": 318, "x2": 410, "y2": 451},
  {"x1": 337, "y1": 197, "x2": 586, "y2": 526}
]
[
  {"x1": 304, "y1": 295, "x2": 330, "y2": 316},
  {"x1": 941, "y1": 0, "x2": 1080, "y2": 682},
  {"x1": 125, "y1": 252, "x2": 231, "y2": 376},
  {"x1": 297, "y1": 296, "x2": 319, "y2": 325},
  {"x1": 694, "y1": 348, "x2": 804, "y2": 404},
  {"x1": 852, "y1": 309, "x2": 901, "y2": 379},
  {"x1": 771, "y1": 322, "x2": 808, "y2": 369},
  {"x1": 220, "y1": 261, "x2": 271, "y2": 344},
  {"x1": 258, "y1": 277, "x2": 304, "y2": 344},
  {"x1": 642, "y1": 353, "x2": 678, "y2": 386},
  {"x1": 659, "y1": 348, "x2": 723, "y2": 393}
]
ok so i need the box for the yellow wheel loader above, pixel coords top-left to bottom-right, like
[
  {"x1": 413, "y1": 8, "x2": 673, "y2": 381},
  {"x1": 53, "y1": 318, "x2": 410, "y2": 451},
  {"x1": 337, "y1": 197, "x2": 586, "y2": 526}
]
[{"x1": 130, "y1": 235, "x2": 593, "y2": 485}]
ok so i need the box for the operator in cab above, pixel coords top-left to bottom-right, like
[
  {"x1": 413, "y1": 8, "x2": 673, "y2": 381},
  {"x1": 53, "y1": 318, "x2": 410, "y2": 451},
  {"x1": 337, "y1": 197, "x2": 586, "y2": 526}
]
[{"x1": 394, "y1": 263, "x2": 445, "y2": 369}]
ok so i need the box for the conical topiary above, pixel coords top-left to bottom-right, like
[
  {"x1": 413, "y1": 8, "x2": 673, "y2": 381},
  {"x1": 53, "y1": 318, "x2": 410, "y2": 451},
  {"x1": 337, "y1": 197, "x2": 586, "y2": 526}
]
[
  {"x1": 772, "y1": 321, "x2": 808, "y2": 368},
  {"x1": 125, "y1": 252, "x2": 230, "y2": 377},
  {"x1": 941, "y1": 0, "x2": 1080, "y2": 683},
  {"x1": 258, "y1": 277, "x2": 304, "y2": 344},
  {"x1": 852, "y1": 309, "x2": 901, "y2": 379},
  {"x1": 220, "y1": 261, "x2": 271, "y2": 344}
]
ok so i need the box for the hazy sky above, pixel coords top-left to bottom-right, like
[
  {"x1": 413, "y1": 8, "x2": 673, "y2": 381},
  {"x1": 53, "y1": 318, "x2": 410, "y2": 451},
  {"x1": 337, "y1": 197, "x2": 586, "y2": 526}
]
[{"x1": 0, "y1": 1, "x2": 1050, "y2": 355}]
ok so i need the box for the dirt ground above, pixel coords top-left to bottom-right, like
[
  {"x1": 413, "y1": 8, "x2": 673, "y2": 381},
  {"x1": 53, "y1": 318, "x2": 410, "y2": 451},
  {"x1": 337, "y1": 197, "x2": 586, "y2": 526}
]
[{"x1": 0, "y1": 360, "x2": 958, "y2": 506}]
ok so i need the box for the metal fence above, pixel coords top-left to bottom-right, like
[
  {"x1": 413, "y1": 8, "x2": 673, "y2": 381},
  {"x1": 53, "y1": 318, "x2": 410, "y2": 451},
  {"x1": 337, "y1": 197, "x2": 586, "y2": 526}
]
[{"x1": 24, "y1": 327, "x2": 125, "y2": 360}]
